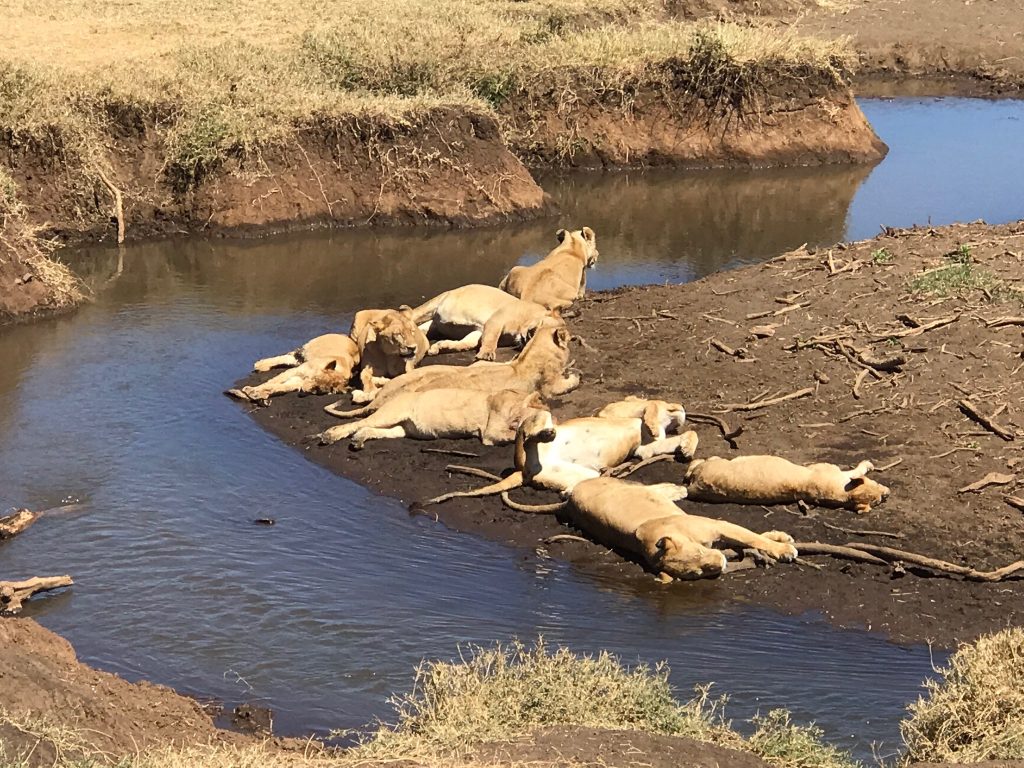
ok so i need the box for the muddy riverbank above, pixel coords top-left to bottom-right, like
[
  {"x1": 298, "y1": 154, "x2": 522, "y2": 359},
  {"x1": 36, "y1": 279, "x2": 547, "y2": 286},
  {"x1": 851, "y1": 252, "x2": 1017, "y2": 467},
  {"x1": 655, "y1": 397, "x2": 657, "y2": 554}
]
[{"x1": 242, "y1": 219, "x2": 1024, "y2": 647}]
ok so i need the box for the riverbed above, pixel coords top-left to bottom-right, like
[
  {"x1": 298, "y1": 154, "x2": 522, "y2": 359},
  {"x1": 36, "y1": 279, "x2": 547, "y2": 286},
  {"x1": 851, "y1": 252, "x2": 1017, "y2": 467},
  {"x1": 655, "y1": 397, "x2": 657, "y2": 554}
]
[{"x1": 3, "y1": 97, "x2": 1023, "y2": 758}]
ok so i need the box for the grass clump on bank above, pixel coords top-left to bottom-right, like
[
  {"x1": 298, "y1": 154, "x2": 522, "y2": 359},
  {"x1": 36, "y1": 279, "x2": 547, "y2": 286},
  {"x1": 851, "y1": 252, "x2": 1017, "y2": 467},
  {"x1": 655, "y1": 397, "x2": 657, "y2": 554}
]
[
  {"x1": 349, "y1": 638, "x2": 857, "y2": 768},
  {"x1": 908, "y1": 244, "x2": 1023, "y2": 304},
  {"x1": 901, "y1": 628, "x2": 1024, "y2": 762}
]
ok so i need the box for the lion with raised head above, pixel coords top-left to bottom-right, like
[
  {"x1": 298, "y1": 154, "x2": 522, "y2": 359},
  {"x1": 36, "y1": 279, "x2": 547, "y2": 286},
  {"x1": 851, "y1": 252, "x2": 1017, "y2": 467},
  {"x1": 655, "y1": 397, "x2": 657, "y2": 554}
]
[
  {"x1": 325, "y1": 322, "x2": 580, "y2": 419},
  {"x1": 498, "y1": 227, "x2": 598, "y2": 310},
  {"x1": 411, "y1": 283, "x2": 560, "y2": 360},
  {"x1": 349, "y1": 307, "x2": 429, "y2": 404}
]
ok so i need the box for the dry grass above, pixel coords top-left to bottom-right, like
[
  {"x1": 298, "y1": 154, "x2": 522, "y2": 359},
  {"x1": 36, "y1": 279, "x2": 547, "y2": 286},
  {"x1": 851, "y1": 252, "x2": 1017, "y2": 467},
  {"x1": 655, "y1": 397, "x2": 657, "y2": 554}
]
[
  {"x1": 0, "y1": 0, "x2": 854, "y2": 191},
  {"x1": 901, "y1": 628, "x2": 1024, "y2": 762},
  {"x1": 0, "y1": 639, "x2": 857, "y2": 768}
]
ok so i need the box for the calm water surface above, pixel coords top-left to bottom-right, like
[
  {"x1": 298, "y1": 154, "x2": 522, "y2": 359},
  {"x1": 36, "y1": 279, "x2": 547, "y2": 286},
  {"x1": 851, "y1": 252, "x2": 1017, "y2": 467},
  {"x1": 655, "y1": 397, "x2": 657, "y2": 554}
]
[{"x1": 4, "y1": 98, "x2": 1023, "y2": 758}]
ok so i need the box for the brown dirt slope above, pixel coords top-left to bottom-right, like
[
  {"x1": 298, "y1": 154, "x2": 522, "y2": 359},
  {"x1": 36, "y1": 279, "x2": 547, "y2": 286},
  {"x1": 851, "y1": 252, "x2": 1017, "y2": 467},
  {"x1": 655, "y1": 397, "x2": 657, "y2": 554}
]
[
  {"x1": 0, "y1": 617, "x2": 241, "y2": 765},
  {"x1": 242, "y1": 220, "x2": 1024, "y2": 647},
  {"x1": 795, "y1": 0, "x2": 1024, "y2": 94}
]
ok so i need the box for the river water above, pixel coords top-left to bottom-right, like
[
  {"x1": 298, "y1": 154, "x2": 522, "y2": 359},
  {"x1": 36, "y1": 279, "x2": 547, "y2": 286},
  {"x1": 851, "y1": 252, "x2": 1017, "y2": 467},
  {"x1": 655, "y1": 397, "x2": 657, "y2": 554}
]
[{"x1": 3, "y1": 98, "x2": 1023, "y2": 758}]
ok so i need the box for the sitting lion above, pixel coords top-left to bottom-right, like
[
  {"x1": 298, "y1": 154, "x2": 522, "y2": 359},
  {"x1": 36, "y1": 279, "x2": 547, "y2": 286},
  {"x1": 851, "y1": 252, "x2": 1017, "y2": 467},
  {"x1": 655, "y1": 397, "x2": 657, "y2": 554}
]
[
  {"x1": 325, "y1": 323, "x2": 580, "y2": 419},
  {"x1": 349, "y1": 307, "x2": 429, "y2": 404},
  {"x1": 226, "y1": 333, "x2": 359, "y2": 403},
  {"x1": 319, "y1": 389, "x2": 547, "y2": 449},
  {"x1": 566, "y1": 477, "x2": 798, "y2": 581},
  {"x1": 424, "y1": 397, "x2": 698, "y2": 504},
  {"x1": 498, "y1": 227, "x2": 598, "y2": 310},
  {"x1": 684, "y1": 456, "x2": 890, "y2": 513},
  {"x1": 411, "y1": 284, "x2": 560, "y2": 360}
]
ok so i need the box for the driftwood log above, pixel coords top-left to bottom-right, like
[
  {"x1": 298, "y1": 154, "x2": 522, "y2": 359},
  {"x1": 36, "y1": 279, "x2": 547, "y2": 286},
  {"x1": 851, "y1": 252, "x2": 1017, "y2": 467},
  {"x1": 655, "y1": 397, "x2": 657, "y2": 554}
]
[
  {"x1": 0, "y1": 509, "x2": 38, "y2": 540},
  {"x1": 0, "y1": 576, "x2": 73, "y2": 614}
]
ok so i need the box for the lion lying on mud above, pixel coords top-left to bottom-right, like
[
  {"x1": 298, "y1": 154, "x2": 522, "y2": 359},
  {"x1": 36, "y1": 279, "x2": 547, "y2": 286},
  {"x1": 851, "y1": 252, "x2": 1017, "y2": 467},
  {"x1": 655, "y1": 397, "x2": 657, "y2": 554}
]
[
  {"x1": 499, "y1": 227, "x2": 598, "y2": 310},
  {"x1": 684, "y1": 456, "x2": 891, "y2": 513},
  {"x1": 566, "y1": 477, "x2": 798, "y2": 581},
  {"x1": 325, "y1": 324, "x2": 579, "y2": 419},
  {"x1": 226, "y1": 333, "x2": 359, "y2": 402},
  {"x1": 424, "y1": 398, "x2": 698, "y2": 504},
  {"x1": 411, "y1": 284, "x2": 559, "y2": 360},
  {"x1": 350, "y1": 307, "x2": 429, "y2": 403},
  {"x1": 318, "y1": 389, "x2": 547, "y2": 448}
]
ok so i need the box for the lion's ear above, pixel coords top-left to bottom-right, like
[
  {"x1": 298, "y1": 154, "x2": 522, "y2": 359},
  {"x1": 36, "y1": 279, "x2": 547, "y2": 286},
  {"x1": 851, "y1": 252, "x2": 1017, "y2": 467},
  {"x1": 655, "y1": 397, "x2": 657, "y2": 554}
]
[
  {"x1": 363, "y1": 325, "x2": 377, "y2": 344},
  {"x1": 398, "y1": 304, "x2": 413, "y2": 315},
  {"x1": 555, "y1": 327, "x2": 571, "y2": 348},
  {"x1": 555, "y1": 228, "x2": 567, "y2": 243},
  {"x1": 581, "y1": 226, "x2": 595, "y2": 242},
  {"x1": 324, "y1": 359, "x2": 338, "y2": 371},
  {"x1": 844, "y1": 477, "x2": 866, "y2": 492},
  {"x1": 656, "y1": 536, "x2": 676, "y2": 553}
]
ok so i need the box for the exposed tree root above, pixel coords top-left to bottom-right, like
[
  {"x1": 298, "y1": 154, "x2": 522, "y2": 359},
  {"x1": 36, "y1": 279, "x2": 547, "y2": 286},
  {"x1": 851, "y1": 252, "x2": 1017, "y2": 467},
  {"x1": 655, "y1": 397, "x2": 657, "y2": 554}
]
[
  {"x1": 95, "y1": 167, "x2": 126, "y2": 244},
  {"x1": 797, "y1": 542, "x2": 1024, "y2": 581}
]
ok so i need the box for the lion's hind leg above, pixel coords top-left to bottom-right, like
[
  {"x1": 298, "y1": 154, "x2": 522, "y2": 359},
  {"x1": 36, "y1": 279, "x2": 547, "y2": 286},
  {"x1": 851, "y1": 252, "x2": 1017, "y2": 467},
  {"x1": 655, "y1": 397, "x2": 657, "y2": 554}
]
[
  {"x1": 253, "y1": 352, "x2": 299, "y2": 372},
  {"x1": 350, "y1": 425, "x2": 407, "y2": 449}
]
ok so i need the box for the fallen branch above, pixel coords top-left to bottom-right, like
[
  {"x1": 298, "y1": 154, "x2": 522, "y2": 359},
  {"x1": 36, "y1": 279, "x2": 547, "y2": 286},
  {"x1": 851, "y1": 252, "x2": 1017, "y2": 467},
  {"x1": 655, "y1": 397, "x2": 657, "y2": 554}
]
[
  {"x1": 872, "y1": 313, "x2": 959, "y2": 341},
  {"x1": 958, "y1": 399, "x2": 1016, "y2": 441},
  {"x1": 95, "y1": 167, "x2": 126, "y2": 244},
  {"x1": 1003, "y1": 495, "x2": 1024, "y2": 513},
  {"x1": 421, "y1": 447, "x2": 479, "y2": 459},
  {"x1": 500, "y1": 492, "x2": 565, "y2": 514},
  {"x1": 874, "y1": 458, "x2": 904, "y2": 472},
  {"x1": 818, "y1": 520, "x2": 905, "y2": 540},
  {"x1": 686, "y1": 412, "x2": 743, "y2": 448},
  {"x1": 716, "y1": 387, "x2": 814, "y2": 414},
  {"x1": 0, "y1": 509, "x2": 37, "y2": 540},
  {"x1": 984, "y1": 316, "x2": 1024, "y2": 328},
  {"x1": 0, "y1": 576, "x2": 73, "y2": 614},
  {"x1": 795, "y1": 542, "x2": 889, "y2": 566},
  {"x1": 852, "y1": 368, "x2": 870, "y2": 399},
  {"x1": 845, "y1": 542, "x2": 1024, "y2": 582},
  {"x1": 958, "y1": 472, "x2": 1016, "y2": 494},
  {"x1": 710, "y1": 338, "x2": 750, "y2": 359}
]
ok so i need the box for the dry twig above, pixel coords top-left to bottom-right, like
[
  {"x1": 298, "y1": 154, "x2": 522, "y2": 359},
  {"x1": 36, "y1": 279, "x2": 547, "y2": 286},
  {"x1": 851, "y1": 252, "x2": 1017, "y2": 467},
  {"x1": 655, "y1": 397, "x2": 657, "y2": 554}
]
[
  {"x1": 716, "y1": 387, "x2": 814, "y2": 413},
  {"x1": 958, "y1": 399, "x2": 1016, "y2": 441}
]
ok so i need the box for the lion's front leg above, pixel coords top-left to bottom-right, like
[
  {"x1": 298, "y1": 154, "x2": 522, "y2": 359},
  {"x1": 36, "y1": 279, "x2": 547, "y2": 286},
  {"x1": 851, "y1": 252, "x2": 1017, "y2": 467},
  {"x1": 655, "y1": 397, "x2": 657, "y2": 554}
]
[{"x1": 706, "y1": 520, "x2": 798, "y2": 562}]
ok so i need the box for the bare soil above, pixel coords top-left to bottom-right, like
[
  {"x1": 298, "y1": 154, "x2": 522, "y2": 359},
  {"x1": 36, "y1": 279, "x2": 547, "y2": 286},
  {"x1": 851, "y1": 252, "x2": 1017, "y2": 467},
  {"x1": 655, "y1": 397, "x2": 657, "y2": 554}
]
[
  {"x1": 0, "y1": 249, "x2": 62, "y2": 325},
  {"x1": 242, "y1": 219, "x2": 1024, "y2": 648},
  {"x1": 793, "y1": 0, "x2": 1024, "y2": 95}
]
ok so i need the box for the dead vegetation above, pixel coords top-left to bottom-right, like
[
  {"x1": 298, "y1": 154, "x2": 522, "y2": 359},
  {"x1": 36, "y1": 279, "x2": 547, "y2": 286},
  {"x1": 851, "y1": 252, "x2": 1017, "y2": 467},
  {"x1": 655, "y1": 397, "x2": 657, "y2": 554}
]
[
  {"x1": 901, "y1": 628, "x2": 1024, "y2": 762},
  {"x1": 0, "y1": 167, "x2": 84, "y2": 319}
]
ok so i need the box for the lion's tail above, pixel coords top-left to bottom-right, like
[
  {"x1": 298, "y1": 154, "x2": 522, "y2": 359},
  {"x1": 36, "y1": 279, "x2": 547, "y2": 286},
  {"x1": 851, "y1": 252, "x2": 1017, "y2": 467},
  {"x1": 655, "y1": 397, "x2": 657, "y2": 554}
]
[
  {"x1": 409, "y1": 292, "x2": 445, "y2": 325},
  {"x1": 422, "y1": 471, "x2": 524, "y2": 506},
  {"x1": 324, "y1": 400, "x2": 374, "y2": 419}
]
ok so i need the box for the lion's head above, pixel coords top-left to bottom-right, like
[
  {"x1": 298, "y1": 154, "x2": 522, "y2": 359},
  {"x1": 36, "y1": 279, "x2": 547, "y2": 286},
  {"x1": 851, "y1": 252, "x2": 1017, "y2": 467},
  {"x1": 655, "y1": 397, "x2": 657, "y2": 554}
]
[
  {"x1": 555, "y1": 226, "x2": 599, "y2": 268},
  {"x1": 363, "y1": 307, "x2": 425, "y2": 359},
  {"x1": 648, "y1": 532, "x2": 729, "y2": 581}
]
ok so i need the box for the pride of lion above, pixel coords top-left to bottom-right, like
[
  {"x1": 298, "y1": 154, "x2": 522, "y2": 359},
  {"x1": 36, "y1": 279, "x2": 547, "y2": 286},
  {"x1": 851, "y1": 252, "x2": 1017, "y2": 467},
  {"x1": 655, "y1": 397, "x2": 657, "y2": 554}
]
[{"x1": 229, "y1": 225, "x2": 893, "y2": 581}]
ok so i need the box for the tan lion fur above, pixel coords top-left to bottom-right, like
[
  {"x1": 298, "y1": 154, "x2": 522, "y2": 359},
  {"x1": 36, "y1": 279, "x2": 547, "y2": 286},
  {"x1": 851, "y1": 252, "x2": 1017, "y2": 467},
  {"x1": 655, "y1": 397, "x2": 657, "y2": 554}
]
[
  {"x1": 498, "y1": 227, "x2": 598, "y2": 310},
  {"x1": 349, "y1": 307, "x2": 429, "y2": 403},
  {"x1": 567, "y1": 477, "x2": 798, "y2": 581},
  {"x1": 227, "y1": 333, "x2": 359, "y2": 402},
  {"x1": 411, "y1": 283, "x2": 560, "y2": 360},
  {"x1": 424, "y1": 398, "x2": 699, "y2": 503},
  {"x1": 325, "y1": 323, "x2": 580, "y2": 419},
  {"x1": 319, "y1": 389, "x2": 547, "y2": 448},
  {"x1": 684, "y1": 455, "x2": 891, "y2": 513}
]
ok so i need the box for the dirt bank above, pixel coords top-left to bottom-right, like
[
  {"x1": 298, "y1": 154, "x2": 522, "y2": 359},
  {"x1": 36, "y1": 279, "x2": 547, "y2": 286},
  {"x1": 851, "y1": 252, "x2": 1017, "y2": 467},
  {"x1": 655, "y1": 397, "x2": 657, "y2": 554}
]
[
  {"x1": 0, "y1": 617, "x2": 786, "y2": 768},
  {"x1": 791, "y1": 0, "x2": 1024, "y2": 96},
  {"x1": 241, "y1": 219, "x2": 1024, "y2": 648},
  {"x1": 0, "y1": 617, "x2": 243, "y2": 765}
]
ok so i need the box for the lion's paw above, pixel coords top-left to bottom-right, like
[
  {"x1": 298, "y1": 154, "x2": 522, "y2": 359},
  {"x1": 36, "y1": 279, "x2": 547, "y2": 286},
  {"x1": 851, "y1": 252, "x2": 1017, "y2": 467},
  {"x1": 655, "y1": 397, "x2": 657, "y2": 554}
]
[
  {"x1": 762, "y1": 530, "x2": 795, "y2": 544},
  {"x1": 350, "y1": 389, "x2": 372, "y2": 404}
]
